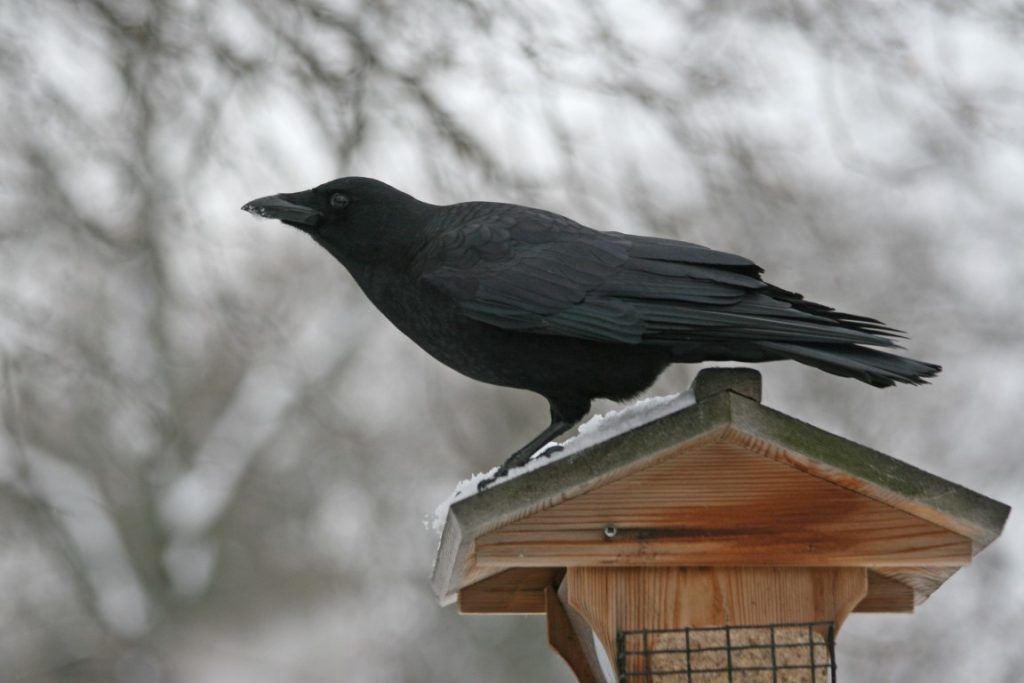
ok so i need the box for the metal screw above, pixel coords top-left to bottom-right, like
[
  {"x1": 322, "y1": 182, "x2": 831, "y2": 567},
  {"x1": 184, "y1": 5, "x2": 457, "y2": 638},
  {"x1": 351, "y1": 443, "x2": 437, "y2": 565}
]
[{"x1": 603, "y1": 524, "x2": 618, "y2": 538}]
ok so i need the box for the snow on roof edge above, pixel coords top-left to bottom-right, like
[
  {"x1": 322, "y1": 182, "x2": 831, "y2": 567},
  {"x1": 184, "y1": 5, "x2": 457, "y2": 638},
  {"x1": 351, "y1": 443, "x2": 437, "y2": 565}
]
[{"x1": 430, "y1": 391, "x2": 696, "y2": 533}]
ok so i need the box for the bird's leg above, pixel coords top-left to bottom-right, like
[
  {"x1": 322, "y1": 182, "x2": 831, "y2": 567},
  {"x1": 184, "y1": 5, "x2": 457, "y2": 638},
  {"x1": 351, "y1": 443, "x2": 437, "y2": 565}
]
[
  {"x1": 477, "y1": 399, "x2": 589, "y2": 491},
  {"x1": 477, "y1": 420, "x2": 573, "y2": 491},
  {"x1": 504, "y1": 419, "x2": 574, "y2": 469}
]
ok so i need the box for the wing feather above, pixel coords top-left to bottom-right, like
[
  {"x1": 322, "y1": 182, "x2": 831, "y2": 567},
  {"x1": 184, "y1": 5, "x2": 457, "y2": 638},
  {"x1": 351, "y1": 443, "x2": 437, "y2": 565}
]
[{"x1": 420, "y1": 204, "x2": 901, "y2": 349}]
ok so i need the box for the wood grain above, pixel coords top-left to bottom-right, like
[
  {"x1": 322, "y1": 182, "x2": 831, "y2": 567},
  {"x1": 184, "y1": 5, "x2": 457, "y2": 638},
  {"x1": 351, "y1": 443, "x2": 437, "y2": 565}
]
[
  {"x1": 475, "y1": 436, "x2": 972, "y2": 569},
  {"x1": 458, "y1": 567, "x2": 563, "y2": 614},
  {"x1": 546, "y1": 586, "x2": 602, "y2": 683},
  {"x1": 857, "y1": 571, "x2": 915, "y2": 613}
]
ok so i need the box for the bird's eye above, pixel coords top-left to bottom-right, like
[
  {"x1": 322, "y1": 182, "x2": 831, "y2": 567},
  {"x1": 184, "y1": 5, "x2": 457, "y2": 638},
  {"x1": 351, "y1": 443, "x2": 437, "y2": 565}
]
[{"x1": 330, "y1": 192, "x2": 350, "y2": 208}]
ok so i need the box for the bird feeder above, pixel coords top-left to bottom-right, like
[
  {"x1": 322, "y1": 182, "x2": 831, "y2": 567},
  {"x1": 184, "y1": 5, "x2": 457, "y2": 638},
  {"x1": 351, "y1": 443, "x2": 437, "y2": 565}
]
[{"x1": 432, "y1": 368, "x2": 1009, "y2": 682}]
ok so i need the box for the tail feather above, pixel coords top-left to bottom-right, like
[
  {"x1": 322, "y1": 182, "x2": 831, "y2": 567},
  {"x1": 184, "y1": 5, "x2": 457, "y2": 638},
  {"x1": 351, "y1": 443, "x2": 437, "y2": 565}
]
[{"x1": 759, "y1": 341, "x2": 941, "y2": 388}]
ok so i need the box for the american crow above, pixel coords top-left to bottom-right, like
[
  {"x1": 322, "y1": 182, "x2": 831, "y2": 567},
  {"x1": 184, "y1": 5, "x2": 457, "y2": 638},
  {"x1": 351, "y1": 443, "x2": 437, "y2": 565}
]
[{"x1": 243, "y1": 177, "x2": 939, "y2": 481}]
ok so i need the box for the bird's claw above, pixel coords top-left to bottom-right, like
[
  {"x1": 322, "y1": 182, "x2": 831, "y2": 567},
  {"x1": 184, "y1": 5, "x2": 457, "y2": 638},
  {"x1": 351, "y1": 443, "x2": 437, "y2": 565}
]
[
  {"x1": 476, "y1": 443, "x2": 564, "y2": 492},
  {"x1": 476, "y1": 470, "x2": 505, "y2": 492},
  {"x1": 535, "y1": 443, "x2": 564, "y2": 460}
]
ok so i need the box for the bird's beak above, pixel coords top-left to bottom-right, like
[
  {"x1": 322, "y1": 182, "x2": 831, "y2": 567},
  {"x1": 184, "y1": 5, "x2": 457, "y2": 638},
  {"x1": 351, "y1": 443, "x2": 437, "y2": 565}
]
[{"x1": 241, "y1": 190, "x2": 322, "y2": 230}]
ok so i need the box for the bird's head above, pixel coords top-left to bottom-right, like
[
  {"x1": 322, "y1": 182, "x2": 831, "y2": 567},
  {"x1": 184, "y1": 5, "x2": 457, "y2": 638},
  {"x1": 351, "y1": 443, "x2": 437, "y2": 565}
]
[{"x1": 242, "y1": 177, "x2": 432, "y2": 267}]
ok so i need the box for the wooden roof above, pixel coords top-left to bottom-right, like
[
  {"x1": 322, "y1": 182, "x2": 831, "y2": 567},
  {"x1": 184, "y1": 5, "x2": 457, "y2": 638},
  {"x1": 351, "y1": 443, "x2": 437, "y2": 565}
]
[{"x1": 432, "y1": 368, "x2": 1009, "y2": 614}]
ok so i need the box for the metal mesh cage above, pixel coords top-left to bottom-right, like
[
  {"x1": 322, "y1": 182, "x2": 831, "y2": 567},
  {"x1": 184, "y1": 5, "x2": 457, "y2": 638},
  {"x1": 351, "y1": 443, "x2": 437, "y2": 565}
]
[{"x1": 616, "y1": 622, "x2": 836, "y2": 682}]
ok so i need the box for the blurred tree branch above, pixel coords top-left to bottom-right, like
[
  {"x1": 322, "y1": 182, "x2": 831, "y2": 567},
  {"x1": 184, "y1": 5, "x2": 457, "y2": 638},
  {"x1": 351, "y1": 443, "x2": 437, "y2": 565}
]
[{"x1": 0, "y1": 1, "x2": 1021, "y2": 681}]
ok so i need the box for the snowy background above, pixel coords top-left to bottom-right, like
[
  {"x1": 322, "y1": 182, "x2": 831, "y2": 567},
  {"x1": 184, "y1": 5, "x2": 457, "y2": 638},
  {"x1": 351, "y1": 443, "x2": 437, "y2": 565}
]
[{"x1": 1, "y1": 1, "x2": 1022, "y2": 681}]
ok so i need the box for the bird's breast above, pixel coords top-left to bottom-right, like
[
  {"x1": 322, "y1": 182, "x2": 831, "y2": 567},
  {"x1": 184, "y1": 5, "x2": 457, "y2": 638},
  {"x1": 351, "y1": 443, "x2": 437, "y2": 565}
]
[{"x1": 348, "y1": 266, "x2": 496, "y2": 376}]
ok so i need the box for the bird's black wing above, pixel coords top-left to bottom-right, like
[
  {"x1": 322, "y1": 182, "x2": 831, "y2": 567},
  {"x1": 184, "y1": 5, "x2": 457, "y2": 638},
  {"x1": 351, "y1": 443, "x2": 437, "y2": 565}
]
[{"x1": 418, "y1": 203, "x2": 901, "y2": 349}]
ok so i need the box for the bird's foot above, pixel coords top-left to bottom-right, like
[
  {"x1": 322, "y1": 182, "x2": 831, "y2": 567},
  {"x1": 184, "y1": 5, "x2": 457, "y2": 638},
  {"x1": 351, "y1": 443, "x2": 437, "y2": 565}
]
[
  {"x1": 476, "y1": 442, "x2": 564, "y2": 492},
  {"x1": 476, "y1": 470, "x2": 505, "y2": 492},
  {"x1": 534, "y1": 443, "x2": 564, "y2": 460}
]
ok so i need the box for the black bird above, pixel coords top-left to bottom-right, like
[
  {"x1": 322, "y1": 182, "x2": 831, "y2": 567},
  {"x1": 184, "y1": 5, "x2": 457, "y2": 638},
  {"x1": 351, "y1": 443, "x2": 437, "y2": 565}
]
[{"x1": 243, "y1": 177, "x2": 939, "y2": 481}]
